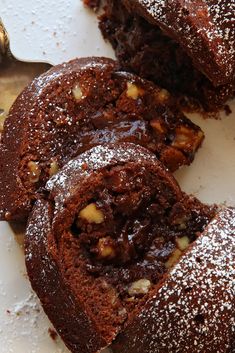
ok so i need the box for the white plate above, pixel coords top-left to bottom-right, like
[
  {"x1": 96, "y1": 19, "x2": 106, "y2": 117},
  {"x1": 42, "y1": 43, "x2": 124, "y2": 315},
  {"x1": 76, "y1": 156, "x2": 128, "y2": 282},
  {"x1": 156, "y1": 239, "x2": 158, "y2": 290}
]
[
  {"x1": 0, "y1": 0, "x2": 114, "y2": 65},
  {"x1": 0, "y1": 1, "x2": 235, "y2": 352}
]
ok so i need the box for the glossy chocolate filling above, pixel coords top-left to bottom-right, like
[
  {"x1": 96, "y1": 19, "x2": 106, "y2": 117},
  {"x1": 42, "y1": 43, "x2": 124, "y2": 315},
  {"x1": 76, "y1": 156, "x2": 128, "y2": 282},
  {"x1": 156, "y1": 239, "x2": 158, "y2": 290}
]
[
  {"x1": 66, "y1": 165, "x2": 212, "y2": 307},
  {"x1": 18, "y1": 64, "x2": 202, "y2": 204}
]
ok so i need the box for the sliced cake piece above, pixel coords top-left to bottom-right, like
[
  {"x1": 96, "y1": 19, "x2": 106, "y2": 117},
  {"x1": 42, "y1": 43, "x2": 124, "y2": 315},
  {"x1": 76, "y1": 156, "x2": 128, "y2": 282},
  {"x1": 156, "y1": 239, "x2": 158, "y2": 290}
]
[
  {"x1": 95, "y1": 0, "x2": 235, "y2": 111},
  {"x1": 112, "y1": 206, "x2": 235, "y2": 353},
  {"x1": 122, "y1": 0, "x2": 235, "y2": 86},
  {"x1": 25, "y1": 143, "x2": 217, "y2": 353},
  {"x1": 0, "y1": 57, "x2": 204, "y2": 221}
]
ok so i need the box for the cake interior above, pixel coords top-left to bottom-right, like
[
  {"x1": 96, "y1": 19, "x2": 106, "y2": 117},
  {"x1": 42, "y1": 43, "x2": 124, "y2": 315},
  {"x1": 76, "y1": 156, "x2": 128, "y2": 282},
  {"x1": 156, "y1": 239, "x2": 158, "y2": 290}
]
[
  {"x1": 54, "y1": 162, "x2": 215, "y2": 342},
  {"x1": 99, "y1": 0, "x2": 234, "y2": 111},
  {"x1": 18, "y1": 68, "x2": 202, "y2": 204}
]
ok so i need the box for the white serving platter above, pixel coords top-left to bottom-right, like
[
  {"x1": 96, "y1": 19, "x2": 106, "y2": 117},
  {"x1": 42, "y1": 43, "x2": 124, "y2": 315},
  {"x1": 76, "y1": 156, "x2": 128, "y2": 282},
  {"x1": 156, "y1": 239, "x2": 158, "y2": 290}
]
[
  {"x1": 0, "y1": 1, "x2": 234, "y2": 352},
  {"x1": 0, "y1": 0, "x2": 114, "y2": 64}
]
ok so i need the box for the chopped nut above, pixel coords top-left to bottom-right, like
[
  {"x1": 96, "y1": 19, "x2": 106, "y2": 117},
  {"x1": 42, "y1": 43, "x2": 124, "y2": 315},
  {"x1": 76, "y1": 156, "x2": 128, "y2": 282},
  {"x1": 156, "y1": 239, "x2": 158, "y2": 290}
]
[
  {"x1": 172, "y1": 126, "x2": 192, "y2": 148},
  {"x1": 176, "y1": 236, "x2": 190, "y2": 251},
  {"x1": 118, "y1": 307, "x2": 127, "y2": 317},
  {"x1": 79, "y1": 203, "x2": 104, "y2": 224},
  {"x1": 177, "y1": 222, "x2": 187, "y2": 230},
  {"x1": 101, "y1": 280, "x2": 117, "y2": 297},
  {"x1": 27, "y1": 161, "x2": 41, "y2": 183},
  {"x1": 49, "y1": 160, "x2": 59, "y2": 177},
  {"x1": 0, "y1": 110, "x2": 6, "y2": 132},
  {"x1": 172, "y1": 126, "x2": 204, "y2": 152},
  {"x1": 126, "y1": 82, "x2": 144, "y2": 100},
  {"x1": 150, "y1": 119, "x2": 166, "y2": 134},
  {"x1": 128, "y1": 279, "x2": 152, "y2": 296},
  {"x1": 172, "y1": 214, "x2": 189, "y2": 230},
  {"x1": 125, "y1": 296, "x2": 135, "y2": 302},
  {"x1": 111, "y1": 294, "x2": 118, "y2": 305},
  {"x1": 72, "y1": 84, "x2": 83, "y2": 101},
  {"x1": 160, "y1": 145, "x2": 187, "y2": 172},
  {"x1": 165, "y1": 249, "x2": 182, "y2": 269},
  {"x1": 155, "y1": 89, "x2": 170, "y2": 103},
  {"x1": 97, "y1": 237, "x2": 115, "y2": 259}
]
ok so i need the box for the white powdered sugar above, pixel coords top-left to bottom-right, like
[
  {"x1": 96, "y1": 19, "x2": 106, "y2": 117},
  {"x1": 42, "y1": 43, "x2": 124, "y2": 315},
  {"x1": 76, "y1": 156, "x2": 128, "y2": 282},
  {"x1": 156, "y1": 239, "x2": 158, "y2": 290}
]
[
  {"x1": 122, "y1": 207, "x2": 235, "y2": 352},
  {"x1": 48, "y1": 143, "x2": 157, "y2": 189},
  {"x1": 136, "y1": 0, "x2": 235, "y2": 82},
  {"x1": 46, "y1": 143, "x2": 158, "y2": 211}
]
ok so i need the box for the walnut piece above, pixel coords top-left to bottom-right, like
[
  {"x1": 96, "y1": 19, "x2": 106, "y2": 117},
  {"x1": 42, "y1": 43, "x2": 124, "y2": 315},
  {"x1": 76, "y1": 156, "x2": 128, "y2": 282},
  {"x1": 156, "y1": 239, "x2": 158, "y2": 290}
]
[
  {"x1": 172, "y1": 214, "x2": 190, "y2": 230},
  {"x1": 27, "y1": 161, "x2": 41, "y2": 183},
  {"x1": 165, "y1": 249, "x2": 182, "y2": 269},
  {"x1": 172, "y1": 126, "x2": 204, "y2": 151},
  {"x1": 126, "y1": 82, "x2": 144, "y2": 100},
  {"x1": 128, "y1": 279, "x2": 152, "y2": 296},
  {"x1": 0, "y1": 110, "x2": 6, "y2": 132},
  {"x1": 72, "y1": 84, "x2": 83, "y2": 101},
  {"x1": 97, "y1": 237, "x2": 115, "y2": 259},
  {"x1": 176, "y1": 236, "x2": 190, "y2": 251},
  {"x1": 155, "y1": 89, "x2": 170, "y2": 103},
  {"x1": 49, "y1": 160, "x2": 59, "y2": 177},
  {"x1": 79, "y1": 203, "x2": 104, "y2": 224}
]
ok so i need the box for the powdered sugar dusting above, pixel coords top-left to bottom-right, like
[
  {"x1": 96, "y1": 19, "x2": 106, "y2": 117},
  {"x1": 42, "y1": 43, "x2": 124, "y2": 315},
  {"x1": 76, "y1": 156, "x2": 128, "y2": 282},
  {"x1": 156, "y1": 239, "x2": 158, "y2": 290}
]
[
  {"x1": 46, "y1": 143, "x2": 158, "y2": 210},
  {"x1": 48, "y1": 143, "x2": 156, "y2": 184},
  {"x1": 136, "y1": 0, "x2": 235, "y2": 84},
  {"x1": 120, "y1": 207, "x2": 235, "y2": 352}
]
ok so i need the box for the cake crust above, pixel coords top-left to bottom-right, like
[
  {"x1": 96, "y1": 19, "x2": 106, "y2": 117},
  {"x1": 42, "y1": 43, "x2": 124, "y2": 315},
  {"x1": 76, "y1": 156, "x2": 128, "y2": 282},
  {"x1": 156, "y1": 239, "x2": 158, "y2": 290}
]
[
  {"x1": 112, "y1": 207, "x2": 235, "y2": 353},
  {"x1": 0, "y1": 57, "x2": 204, "y2": 221},
  {"x1": 25, "y1": 199, "x2": 108, "y2": 353},
  {"x1": 25, "y1": 143, "x2": 183, "y2": 353},
  {"x1": 98, "y1": 0, "x2": 235, "y2": 111},
  {"x1": 25, "y1": 143, "x2": 218, "y2": 353},
  {"x1": 123, "y1": 0, "x2": 235, "y2": 86}
]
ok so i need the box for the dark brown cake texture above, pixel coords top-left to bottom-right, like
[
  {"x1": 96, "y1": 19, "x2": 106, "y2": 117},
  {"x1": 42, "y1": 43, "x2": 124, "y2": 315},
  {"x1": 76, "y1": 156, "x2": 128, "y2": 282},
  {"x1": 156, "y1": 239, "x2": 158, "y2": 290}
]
[
  {"x1": 92, "y1": 0, "x2": 235, "y2": 111},
  {"x1": 0, "y1": 56, "x2": 204, "y2": 221},
  {"x1": 25, "y1": 143, "x2": 221, "y2": 353},
  {"x1": 112, "y1": 206, "x2": 235, "y2": 353}
]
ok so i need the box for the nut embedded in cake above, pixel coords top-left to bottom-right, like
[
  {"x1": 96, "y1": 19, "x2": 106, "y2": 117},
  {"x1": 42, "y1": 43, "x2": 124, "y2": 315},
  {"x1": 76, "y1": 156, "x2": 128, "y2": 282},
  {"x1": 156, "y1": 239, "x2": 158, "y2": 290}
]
[
  {"x1": 25, "y1": 143, "x2": 220, "y2": 353},
  {"x1": 0, "y1": 57, "x2": 204, "y2": 221}
]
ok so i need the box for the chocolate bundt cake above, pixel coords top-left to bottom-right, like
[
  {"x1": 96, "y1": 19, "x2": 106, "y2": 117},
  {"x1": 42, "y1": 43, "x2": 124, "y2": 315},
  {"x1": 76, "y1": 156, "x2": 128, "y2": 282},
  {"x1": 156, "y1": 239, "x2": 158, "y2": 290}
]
[
  {"x1": 91, "y1": 0, "x2": 235, "y2": 111},
  {"x1": 0, "y1": 57, "x2": 204, "y2": 221},
  {"x1": 25, "y1": 143, "x2": 219, "y2": 353}
]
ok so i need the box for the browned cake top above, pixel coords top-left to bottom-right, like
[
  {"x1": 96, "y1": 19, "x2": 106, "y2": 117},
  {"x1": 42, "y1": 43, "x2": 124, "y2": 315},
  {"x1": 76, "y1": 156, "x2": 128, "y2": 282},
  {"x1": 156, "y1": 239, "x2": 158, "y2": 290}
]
[{"x1": 123, "y1": 0, "x2": 235, "y2": 86}]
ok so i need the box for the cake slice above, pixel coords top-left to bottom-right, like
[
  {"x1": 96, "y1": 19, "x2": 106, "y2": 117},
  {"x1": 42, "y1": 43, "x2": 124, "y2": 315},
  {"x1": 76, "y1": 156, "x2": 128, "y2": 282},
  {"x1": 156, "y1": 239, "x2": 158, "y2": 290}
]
[
  {"x1": 0, "y1": 57, "x2": 204, "y2": 221},
  {"x1": 95, "y1": 0, "x2": 235, "y2": 111},
  {"x1": 25, "y1": 143, "x2": 221, "y2": 353},
  {"x1": 122, "y1": 0, "x2": 235, "y2": 86},
  {"x1": 112, "y1": 206, "x2": 235, "y2": 353}
]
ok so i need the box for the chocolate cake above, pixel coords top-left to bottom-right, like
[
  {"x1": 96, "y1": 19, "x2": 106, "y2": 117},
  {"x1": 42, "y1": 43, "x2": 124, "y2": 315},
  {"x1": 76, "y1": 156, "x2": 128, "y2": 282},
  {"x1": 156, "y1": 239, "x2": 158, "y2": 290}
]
[
  {"x1": 92, "y1": 0, "x2": 235, "y2": 111},
  {"x1": 112, "y1": 206, "x2": 235, "y2": 353},
  {"x1": 0, "y1": 57, "x2": 204, "y2": 221},
  {"x1": 25, "y1": 143, "x2": 219, "y2": 353}
]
